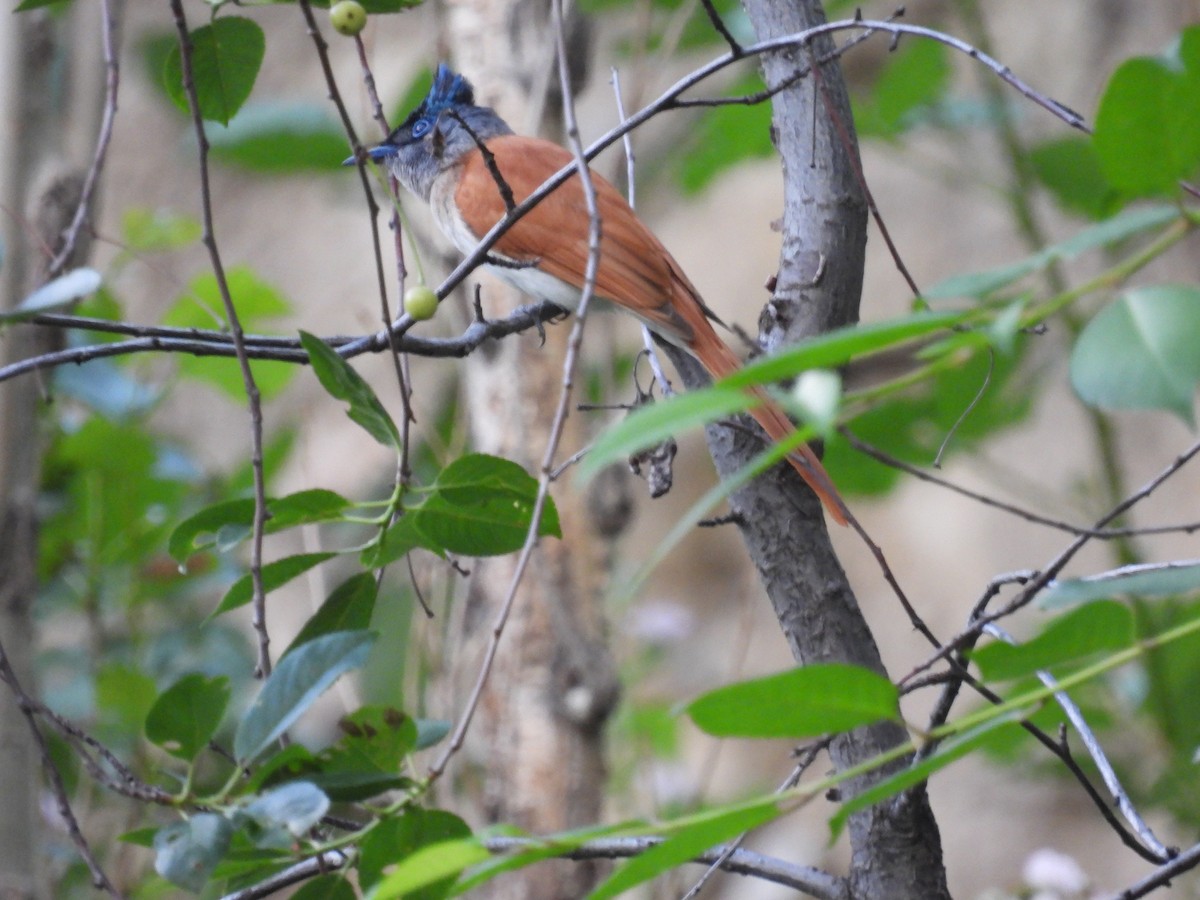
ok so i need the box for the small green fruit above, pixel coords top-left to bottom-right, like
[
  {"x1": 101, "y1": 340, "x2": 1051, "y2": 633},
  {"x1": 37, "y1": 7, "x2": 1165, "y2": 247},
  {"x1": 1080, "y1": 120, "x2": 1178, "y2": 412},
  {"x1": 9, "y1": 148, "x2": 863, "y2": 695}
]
[
  {"x1": 404, "y1": 285, "x2": 438, "y2": 321},
  {"x1": 330, "y1": 0, "x2": 367, "y2": 36}
]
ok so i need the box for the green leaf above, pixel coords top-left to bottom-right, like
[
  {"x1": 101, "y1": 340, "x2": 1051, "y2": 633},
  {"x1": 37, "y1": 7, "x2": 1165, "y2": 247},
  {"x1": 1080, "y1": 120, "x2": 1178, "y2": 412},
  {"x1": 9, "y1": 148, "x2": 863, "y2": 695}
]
[
  {"x1": 145, "y1": 674, "x2": 232, "y2": 761},
  {"x1": 4, "y1": 268, "x2": 101, "y2": 320},
  {"x1": 55, "y1": 359, "x2": 159, "y2": 418},
  {"x1": 925, "y1": 204, "x2": 1180, "y2": 300},
  {"x1": 414, "y1": 718, "x2": 452, "y2": 750},
  {"x1": 1069, "y1": 285, "x2": 1200, "y2": 424},
  {"x1": 169, "y1": 490, "x2": 350, "y2": 564},
  {"x1": 208, "y1": 102, "x2": 348, "y2": 172},
  {"x1": 163, "y1": 17, "x2": 265, "y2": 125},
  {"x1": 829, "y1": 718, "x2": 1024, "y2": 840},
  {"x1": 305, "y1": 706, "x2": 418, "y2": 801},
  {"x1": 164, "y1": 264, "x2": 292, "y2": 398},
  {"x1": 367, "y1": 839, "x2": 489, "y2": 900},
  {"x1": 234, "y1": 630, "x2": 376, "y2": 764},
  {"x1": 686, "y1": 663, "x2": 899, "y2": 738},
  {"x1": 1041, "y1": 564, "x2": 1200, "y2": 614},
  {"x1": 95, "y1": 665, "x2": 159, "y2": 735},
  {"x1": 119, "y1": 827, "x2": 159, "y2": 848},
  {"x1": 971, "y1": 601, "x2": 1135, "y2": 682},
  {"x1": 242, "y1": 781, "x2": 330, "y2": 846},
  {"x1": 1093, "y1": 26, "x2": 1200, "y2": 197},
  {"x1": 579, "y1": 311, "x2": 967, "y2": 483},
  {"x1": 165, "y1": 266, "x2": 294, "y2": 400},
  {"x1": 724, "y1": 311, "x2": 968, "y2": 389},
  {"x1": 588, "y1": 800, "x2": 780, "y2": 900},
  {"x1": 300, "y1": 331, "x2": 401, "y2": 449},
  {"x1": 122, "y1": 208, "x2": 202, "y2": 251},
  {"x1": 359, "y1": 809, "x2": 473, "y2": 896},
  {"x1": 825, "y1": 329, "x2": 1037, "y2": 496},
  {"x1": 166, "y1": 266, "x2": 290, "y2": 330},
  {"x1": 1040, "y1": 562, "x2": 1200, "y2": 610},
  {"x1": 14, "y1": 0, "x2": 72, "y2": 9},
  {"x1": 1136, "y1": 598, "x2": 1200, "y2": 772},
  {"x1": 410, "y1": 454, "x2": 560, "y2": 556},
  {"x1": 290, "y1": 875, "x2": 356, "y2": 900},
  {"x1": 214, "y1": 551, "x2": 338, "y2": 617},
  {"x1": 283, "y1": 573, "x2": 378, "y2": 658},
  {"x1": 1029, "y1": 137, "x2": 1120, "y2": 220},
  {"x1": 854, "y1": 38, "x2": 950, "y2": 139},
  {"x1": 266, "y1": 489, "x2": 352, "y2": 530},
  {"x1": 153, "y1": 814, "x2": 233, "y2": 892},
  {"x1": 361, "y1": 515, "x2": 426, "y2": 568},
  {"x1": 170, "y1": 498, "x2": 256, "y2": 563}
]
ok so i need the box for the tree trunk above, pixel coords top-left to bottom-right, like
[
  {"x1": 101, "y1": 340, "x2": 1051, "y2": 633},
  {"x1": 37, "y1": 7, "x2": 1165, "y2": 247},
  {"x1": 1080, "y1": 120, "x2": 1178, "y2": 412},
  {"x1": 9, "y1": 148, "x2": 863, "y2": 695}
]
[
  {"x1": 0, "y1": 10, "x2": 86, "y2": 897},
  {"x1": 663, "y1": 1, "x2": 953, "y2": 895},
  {"x1": 438, "y1": 4, "x2": 621, "y2": 899}
]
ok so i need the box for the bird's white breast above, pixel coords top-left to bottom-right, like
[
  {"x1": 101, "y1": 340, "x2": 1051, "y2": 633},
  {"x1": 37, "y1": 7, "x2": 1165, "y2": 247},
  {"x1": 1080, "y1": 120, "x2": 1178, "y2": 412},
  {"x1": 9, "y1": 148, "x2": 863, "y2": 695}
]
[{"x1": 427, "y1": 167, "x2": 586, "y2": 312}]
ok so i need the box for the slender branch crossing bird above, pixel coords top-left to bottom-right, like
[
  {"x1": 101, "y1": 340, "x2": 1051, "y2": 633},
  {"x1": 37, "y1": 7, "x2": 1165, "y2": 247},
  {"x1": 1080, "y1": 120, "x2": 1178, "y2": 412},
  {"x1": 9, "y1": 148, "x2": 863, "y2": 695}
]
[{"x1": 353, "y1": 64, "x2": 850, "y2": 526}]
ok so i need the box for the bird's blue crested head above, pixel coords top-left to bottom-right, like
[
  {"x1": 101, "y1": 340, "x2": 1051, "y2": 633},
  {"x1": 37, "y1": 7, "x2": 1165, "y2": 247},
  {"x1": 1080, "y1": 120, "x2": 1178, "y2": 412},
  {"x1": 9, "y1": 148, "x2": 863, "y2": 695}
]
[
  {"x1": 423, "y1": 63, "x2": 474, "y2": 115},
  {"x1": 349, "y1": 64, "x2": 477, "y2": 166}
]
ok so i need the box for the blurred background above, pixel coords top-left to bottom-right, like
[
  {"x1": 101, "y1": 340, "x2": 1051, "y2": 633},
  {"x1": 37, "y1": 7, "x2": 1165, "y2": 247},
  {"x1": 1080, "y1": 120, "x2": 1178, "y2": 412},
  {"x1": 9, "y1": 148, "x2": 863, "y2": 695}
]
[{"x1": 3, "y1": 0, "x2": 1200, "y2": 896}]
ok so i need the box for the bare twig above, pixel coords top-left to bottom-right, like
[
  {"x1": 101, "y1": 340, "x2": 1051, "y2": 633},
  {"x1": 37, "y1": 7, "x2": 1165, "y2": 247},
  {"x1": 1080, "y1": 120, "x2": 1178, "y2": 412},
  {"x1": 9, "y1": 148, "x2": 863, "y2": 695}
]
[
  {"x1": 0, "y1": 642, "x2": 122, "y2": 897},
  {"x1": 697, "y1": 0, "x2": 743, "y2": 56},
  {"x1": 218, "y1": 851, "x2": 350, "y2": 900},
  {"x1": 1110, "y1": 842, "x2": 1200, "y2": 899},
  {"x1": 484, "y1": 835, "x2": 847, "y2": 899},
  {"x1": 680, "y1": 741, "x2": 834, "y2": 899},
  {"x1": 904, "y1": 434, "x2": 1200, "y2": 685},
  {"x1": 932, "y1": 348, "x2": 993, "y2": 466},
  {"x1": 843, "y1": 429, "x2": 1200, "y2": 540},
  {"x1": 217, "y1": 835, "x2": 845, "y2": 900},
  {"x1": 428, "y1": 0, "x2": 606, "y2": 782},
  {"x1": 46, "y1": 0, "x2": 123, "y2": 278},
  {"x1": 335, "y1": 16, "x2": 1085, "y2": 357},
  {"x1": 169, "y1": 0, "x2": 272, "y2": 678},
  {"x1": 3, "y1": 301, "x2": 570, "y2": 386},
  {"x1": 983, "y1": 622, "x2": 1173, "y2": 861}
]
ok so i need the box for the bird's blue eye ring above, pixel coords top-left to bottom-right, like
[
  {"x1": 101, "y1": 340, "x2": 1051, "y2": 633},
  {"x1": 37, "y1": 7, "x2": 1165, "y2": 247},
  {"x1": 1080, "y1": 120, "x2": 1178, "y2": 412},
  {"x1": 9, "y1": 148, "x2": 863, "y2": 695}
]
[{"x1": 412, "y1": 118, "x2": 431, "y2": 138}]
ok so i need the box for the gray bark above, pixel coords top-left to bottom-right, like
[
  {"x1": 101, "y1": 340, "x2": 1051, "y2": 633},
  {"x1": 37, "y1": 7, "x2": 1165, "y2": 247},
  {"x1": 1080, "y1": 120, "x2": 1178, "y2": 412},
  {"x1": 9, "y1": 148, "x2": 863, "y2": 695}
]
[
  {"x1": 0, "y1": 10, "x2": 83, "y2": 897},
  {"x1": 663, "y1": 0, "x2": 953, "y2": 896}
]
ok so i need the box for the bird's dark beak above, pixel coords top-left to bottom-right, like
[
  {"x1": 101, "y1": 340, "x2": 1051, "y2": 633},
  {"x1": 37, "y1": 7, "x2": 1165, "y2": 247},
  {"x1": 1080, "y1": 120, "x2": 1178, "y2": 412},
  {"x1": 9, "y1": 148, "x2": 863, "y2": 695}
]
[{"x1": 341, "y1": 144, "x2": 398, "y2": 167}]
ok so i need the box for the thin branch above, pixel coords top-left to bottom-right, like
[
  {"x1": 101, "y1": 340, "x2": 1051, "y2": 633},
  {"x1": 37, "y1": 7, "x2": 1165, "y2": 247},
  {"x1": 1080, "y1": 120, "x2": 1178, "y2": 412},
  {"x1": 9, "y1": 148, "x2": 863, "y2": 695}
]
[
  {"x1": 428, "y1": 0, "x2": 606, "y2": 783},
  {"x1": 337, "y1": 16, "x2": 1085, "y2": 357},
  {"x1": 807, "y1": 39, "x2": 924, "y2": 300},
  {"x1": 219, "y1": 851, "x2": 350, "y2": 900},
  {"x1": 0, "y1": 641, "x2": 122, "y2": 897},
  {"x1": 169, "y1": 0, "x2": 273, "y2": 679},
  {"x1": 674, "y1": 9, "x2": 903, "y2": 109},
  {"x1": 1111, "y1": 841, "x2": 1200, "y2": 900},
  {"x1": 484, "y1": 836, "x2": 847, "y2": 899},
  {"x1": 697, "y1": 0, "x2": 742, "y2": 56},
  {"x1": 45, "y1": 0, "x2": 123, "y2": 278},
  {"x1": 932, "y1": 348, "x2": 992, "y2": 466},
  {"x1": 681, "y1": 741, "x2": 834, "y2": 899},
  {"x1": 904, "y1": 433, "x2": 1200, "y2": 685},
  {"x1": 3, "y1": 301, "x2": 568, "y2": 386},
  {"x1": 217, "y1": 836, "x2": 845, "y2": 900},
  {"x1": 983, "y1": 622, "x2": 1174, "y2": 861},
  {"x1": 843, "y1": 429, "x2": 1200, "y2": 540}
]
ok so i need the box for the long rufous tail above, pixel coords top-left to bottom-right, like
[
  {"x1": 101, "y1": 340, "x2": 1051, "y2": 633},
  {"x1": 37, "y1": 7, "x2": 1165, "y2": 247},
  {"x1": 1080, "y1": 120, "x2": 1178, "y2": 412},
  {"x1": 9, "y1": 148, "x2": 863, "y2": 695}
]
[{"x1": 689, "y1": 329, "x2": 850, "y2": 527}]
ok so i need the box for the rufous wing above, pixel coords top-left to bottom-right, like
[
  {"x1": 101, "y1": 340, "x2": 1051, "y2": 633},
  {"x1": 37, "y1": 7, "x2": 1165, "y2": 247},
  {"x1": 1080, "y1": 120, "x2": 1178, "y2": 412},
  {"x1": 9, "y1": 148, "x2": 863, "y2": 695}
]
[
  {"x1": 454, "y1": 134, "x2": 850, "y2": 526},
  {"x1": 453, "y1": 135, "x2": 701, "y2": 344}
]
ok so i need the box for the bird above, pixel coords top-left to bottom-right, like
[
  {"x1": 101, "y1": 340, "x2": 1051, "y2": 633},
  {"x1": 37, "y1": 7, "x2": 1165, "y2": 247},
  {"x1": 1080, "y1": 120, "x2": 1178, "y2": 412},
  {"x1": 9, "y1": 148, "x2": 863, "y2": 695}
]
[{"x1": 352, "y1": 63, "x2": 849, "y2": 526}]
